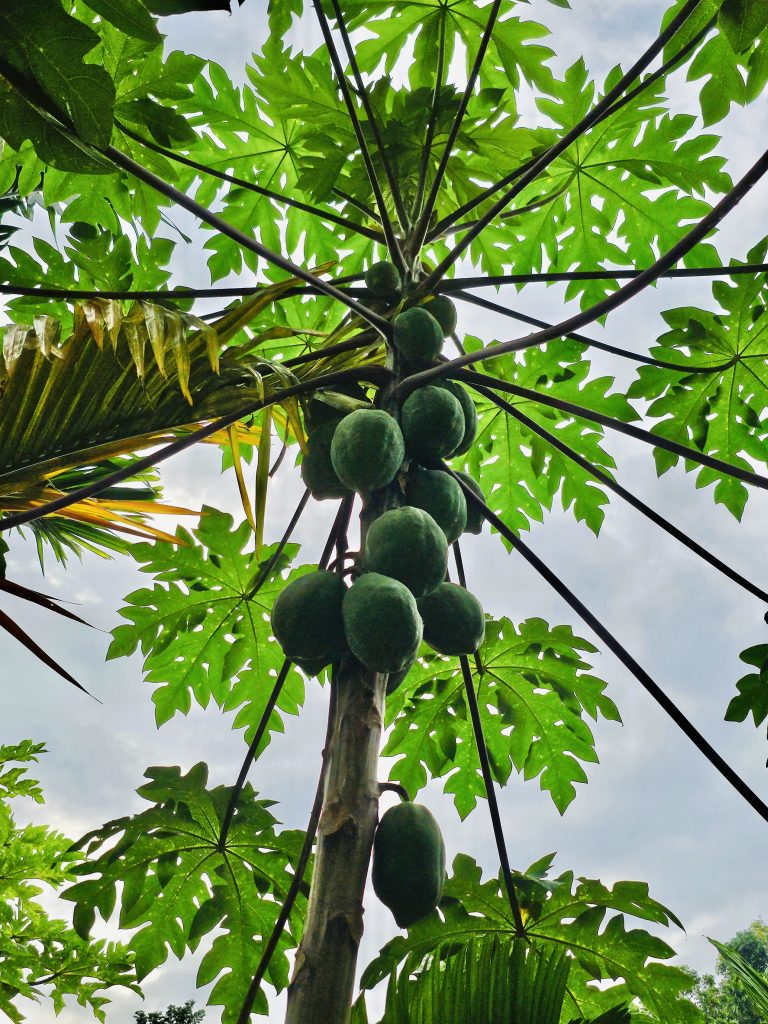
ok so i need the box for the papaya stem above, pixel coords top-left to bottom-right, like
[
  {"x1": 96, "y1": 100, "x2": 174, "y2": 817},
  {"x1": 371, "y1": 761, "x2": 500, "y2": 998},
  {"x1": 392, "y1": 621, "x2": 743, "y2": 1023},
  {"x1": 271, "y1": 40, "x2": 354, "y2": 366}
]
[{"x1": 377, "y1": 781, "x2": 410, "y2": 802}]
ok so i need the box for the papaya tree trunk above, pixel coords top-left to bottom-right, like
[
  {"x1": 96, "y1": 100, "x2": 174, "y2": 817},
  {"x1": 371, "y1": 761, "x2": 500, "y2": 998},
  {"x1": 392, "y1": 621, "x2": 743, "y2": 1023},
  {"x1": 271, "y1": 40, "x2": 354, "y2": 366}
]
[{"x1": 283, "y1": 655, "x2": 387, "y2": 1024}]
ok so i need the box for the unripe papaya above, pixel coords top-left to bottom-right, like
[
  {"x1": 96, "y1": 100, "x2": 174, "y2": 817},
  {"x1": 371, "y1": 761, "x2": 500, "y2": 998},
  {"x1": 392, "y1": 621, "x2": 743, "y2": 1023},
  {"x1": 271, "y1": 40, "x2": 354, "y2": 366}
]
[
  {"x1": 331, "y1": 409, "x2": 405, "y2": 495},
  {"x1": 435, "y1": 380, "x2": 477, "y2": 456},
  {"x1": 307, "y1": 383, "x2": 369, "y2": 430},
  {"x1": 271, "y1": 570, "x2": 347, "y2": 663},
  {"x1": 293, "y1": 657, "x2": 328, "y2": 678},
  {"x1": 400, "y1": 386, "x2": 464, "y2": 466},
  {"x1": 425, "y1": 295, "x2": 457, "y2": 337},
  {"x1": 364, "y1": 506, "x2": 448, "y2": 599},
  {"x1": 372, "y1": 801, "x2": 446, "y2": 928},
  {"x1": 365, "y1": 260, "x2": 401, "y2": 297},
  {"x1": 386, "y1": 659, "x2": 414, "y2": 696},
  {"x1": 300, "y1": 421, "x2": 351, "y2": 501},
  {"x1": 393, "y1": 307, "x2": 443, "y2": 364},
  {"x1": 404, "y1": 466, "x2": 466, "y2": 545},
  {"x1": 418, "y1": 582, "x2": 485, "y2": 655},
  {"x1": 454, "y1": 470, "x2": 486, "y2": 534},
  {"x1": 343, "y1": 573, "x2": 422, "y2": 673}
]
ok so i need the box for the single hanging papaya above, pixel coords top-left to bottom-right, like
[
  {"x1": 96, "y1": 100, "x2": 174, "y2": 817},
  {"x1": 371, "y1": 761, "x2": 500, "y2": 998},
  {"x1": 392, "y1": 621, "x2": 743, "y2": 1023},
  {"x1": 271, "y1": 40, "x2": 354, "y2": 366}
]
[{"x1": 372, "y1": 801, "x2": 446, "y2": 928}]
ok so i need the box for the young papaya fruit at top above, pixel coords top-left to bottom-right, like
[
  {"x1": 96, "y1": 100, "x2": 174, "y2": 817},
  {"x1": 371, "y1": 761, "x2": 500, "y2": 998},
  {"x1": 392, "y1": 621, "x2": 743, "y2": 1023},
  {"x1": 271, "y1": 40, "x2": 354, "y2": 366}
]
[
  {"x1": 392, "y1": 307, "x2": 443, "y2": 364},
  {"x1": 271, "y1": 570, "x2": 348, "y2": 664},
  {"x1": 300, "y1": 421, "x2": 352, "y2": 501},
  {"x1": 403, "y1": 465, "x2": 466, "y2": 545},
  {"x1": 453, "y1": 470, "x2": 486, "y2": 534},
  {"x1": 418, "y1": 582, "x2": 485, "y2": 656},
  {"x1": 331, "y1": 408, "x2": 405, "y2": 495},
  {"x1": 400, "y1": 385, "x2": 465, "y2": 466},
  {"x1": 425, "y1": 295, "x2": 457, "y2": 337},
  {"x1": 342, "y1": 573, "x2": 423, "y2": 673},
  {"x1": 365, "y1": 260, "x2": 402, "y2": 298},
  {"x1": 363, "y1": 506, "x2": 448, "y2": 599},
  {"x1": 434, "y1": 380, "x2": 477, "y2": 457},
  {"x1": 372, "y1": 801, "x2": 446, "y2": 929}
]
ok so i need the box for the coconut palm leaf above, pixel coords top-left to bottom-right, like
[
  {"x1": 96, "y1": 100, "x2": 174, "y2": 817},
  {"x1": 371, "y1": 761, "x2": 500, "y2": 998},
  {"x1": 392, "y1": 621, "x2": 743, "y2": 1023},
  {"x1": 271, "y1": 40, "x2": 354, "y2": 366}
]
[
  {"x1": 368, "y1": 934, "x2": 571, "y2": 1024},
  {"x1": 0, "y1": 277, "x2": 316, "y2": 547},
  {"x1": 710, "y1": 939, "x2": 768, "y2": 1021}
]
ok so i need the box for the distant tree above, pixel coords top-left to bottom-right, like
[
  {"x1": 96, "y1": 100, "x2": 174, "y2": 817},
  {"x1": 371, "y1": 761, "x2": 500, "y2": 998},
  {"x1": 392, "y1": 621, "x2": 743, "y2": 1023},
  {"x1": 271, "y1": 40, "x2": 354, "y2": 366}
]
[
  {"x1": 686, "y1": 921, "x2": 768, "y2": 1024},
  {"x1": 134, "y1": 1000, "x2": 205, "y2": 1024}
]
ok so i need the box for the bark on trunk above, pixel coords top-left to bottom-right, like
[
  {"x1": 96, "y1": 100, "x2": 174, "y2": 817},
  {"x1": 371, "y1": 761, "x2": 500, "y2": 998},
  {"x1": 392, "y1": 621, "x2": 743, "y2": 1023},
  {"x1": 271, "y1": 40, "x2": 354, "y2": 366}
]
[{"x1": 284, "y1": 655, "x2": 387, "y2": 1024}]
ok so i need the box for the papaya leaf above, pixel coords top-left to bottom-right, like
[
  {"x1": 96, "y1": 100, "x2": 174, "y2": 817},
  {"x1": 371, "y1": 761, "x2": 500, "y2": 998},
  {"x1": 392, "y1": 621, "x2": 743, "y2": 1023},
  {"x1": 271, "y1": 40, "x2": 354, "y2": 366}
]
[
  {"x1": 384, "y1": 617, "x2": 619, "y2": 817},
  {"x1": 627, "y1": 245, "x2": 768, "y2": 519},
  {"x1": 360, "y1": 853, "x2": 697, "y2": 1024},
  {"x1": 63, "y1": 762, "x2": 306, "y2": 1022},
  {"x1": 725, "y1": 642, "x2": 768, "y2": 732},
  {"x1": 0, "y1": 0, "x2": 116, "y2": 147},
  {"x1": 458, "y1": 337, "x2": 636, "y2": 539},
  {"x1": 108, "y1": 507, "x2": 308, "y2": 748}
]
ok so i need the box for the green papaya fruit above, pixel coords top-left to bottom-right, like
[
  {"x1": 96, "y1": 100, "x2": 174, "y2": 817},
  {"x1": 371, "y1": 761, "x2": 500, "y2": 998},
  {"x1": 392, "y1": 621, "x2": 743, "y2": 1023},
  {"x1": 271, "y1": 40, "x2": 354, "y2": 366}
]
[
  {"x1": 418, "y1": 582, "x2": 485, "y2": 655},
  {"x1": 372, "y1": 801, "x2": 446, "y2": 928},
  {"x1": 365, "y1": 260, "x2": 402, "y2": 297},
  {"x1": 300, "y1": 421, "x2": 351, "y2": 501},
  {"x1": 425, "y1": 295, "x2": 457, "y2": 337},
  {"x1": 386, "y1": 659, "x2": 414, "y2": 696},
  {"x1": 271, "y1": 570, "x2": 348, "y2": 663},
  {"x1": 400, "y1": 386, "x2": 464, "y2": 466},
  {"x1": 307, "y1": 383, "x2": 369, "y2": 430},
  {"x1": 393, "y1": 307, "x2": 443, "y2": 364},
  {"x1": 454, "y1": 470, "x2": 486, "y2": 534},
  {"x1": 403, "y1": 466, "x2": 466, "y2": 545},
  {"x1": 435, "y1": 380, "x2": 477, "y2": 456},
  {"x1": 364, "y1": 506, "x2": 448, "y2": 598},
  {"x1": 343, "y1": 573, "x2": 422, "y2": 673},
  {"x1": 331, "y1": 409, "x2": 405, "y2": 494},
  {"x1": 293, "y1": 658, "x2": 328, "y2": 678}
]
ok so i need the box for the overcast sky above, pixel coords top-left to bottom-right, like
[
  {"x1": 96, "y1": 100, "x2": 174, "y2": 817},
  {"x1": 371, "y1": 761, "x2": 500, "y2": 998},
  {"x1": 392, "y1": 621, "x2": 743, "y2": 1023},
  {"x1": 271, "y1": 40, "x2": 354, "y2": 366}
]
[{"x1": 4, "y1": 1, "x2": 768, "y2": 1021}]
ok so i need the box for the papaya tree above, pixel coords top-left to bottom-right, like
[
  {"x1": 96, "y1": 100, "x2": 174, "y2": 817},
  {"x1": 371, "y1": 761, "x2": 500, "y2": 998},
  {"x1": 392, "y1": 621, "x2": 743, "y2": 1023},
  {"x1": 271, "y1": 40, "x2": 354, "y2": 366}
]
[{"x1": 0, "y1": 1, "x2": 767, "y2": 1023}]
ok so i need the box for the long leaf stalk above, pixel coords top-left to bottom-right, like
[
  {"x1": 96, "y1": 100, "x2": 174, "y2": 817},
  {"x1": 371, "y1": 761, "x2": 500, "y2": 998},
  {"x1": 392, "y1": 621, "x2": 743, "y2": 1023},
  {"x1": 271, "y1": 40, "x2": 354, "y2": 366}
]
[
  {"x1": 456, "y1": 367, "x2": 768, "y2": 493},
  {"x1": 439, "y1": 264, "x2": 768, "y2": 288},
  {"x1": 420, "y1": 0, "x2": 704, "y2": 289},
  {"x1": 104, "y1": 146, "x2": 391, "y2": 335},
  {"x1": 412, "y1": 10, "x2": 447, "y2": 226},
  {"x1": 219, "y1": 492, "x2": 341, "y2": 850},
  {"x1": 237, "y1": 676, "x2": 339, "y2": 1024},
  {"x1": 329, "y1": 0, "x2": 410, "y2": 235},
  {"x1": 453, "y1": 542, "x2": 526, "y2": 934},
  {"x1": 446, "y1": 470, "x2": 768, "y2": 826},
  {"x1": 398, "y1": 144, "x2": 768, "y2": 394},
  {"x1": 312, "y1": 0, "x2": 407, "y2": 277},
  {"x1": 428, "y1": 183, "x2": 573, "y2": 243},
  {"x1": 116, "y1": 121, "x2": 382, "y2": 242},
  {"x1": 468, "y1": 381, "x2": 768, "y2": 604},
  {"x1": 0, "y1": 366, "x2": 390, "y2": 532},
  {"x1": 410, "y1": 0, "x2": 503, "y2": 257},
  {"x1": 431, "y1": 9, "x2": 711, "y2": 239},
  {"x1": 451, "y1": 290, "x2": 738, "y2": 374}
]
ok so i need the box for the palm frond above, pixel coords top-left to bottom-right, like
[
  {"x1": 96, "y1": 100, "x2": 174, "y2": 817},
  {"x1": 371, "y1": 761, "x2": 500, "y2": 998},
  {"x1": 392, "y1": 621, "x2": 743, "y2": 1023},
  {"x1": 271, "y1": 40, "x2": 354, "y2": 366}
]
[
  {"x1": 710, "y1": 939, "x2": 768, "y2": 1021},
  {"x1": 375, "y1": 934, "x2": 570, "y2": 1024}
]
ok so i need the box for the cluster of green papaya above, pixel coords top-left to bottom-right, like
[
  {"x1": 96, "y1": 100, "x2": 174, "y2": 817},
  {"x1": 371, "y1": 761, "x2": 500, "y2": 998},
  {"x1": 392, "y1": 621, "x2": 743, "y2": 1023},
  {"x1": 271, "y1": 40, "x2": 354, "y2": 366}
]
[{"x1": 271, "y1": 262, "x2": 489, "y2": 928}]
